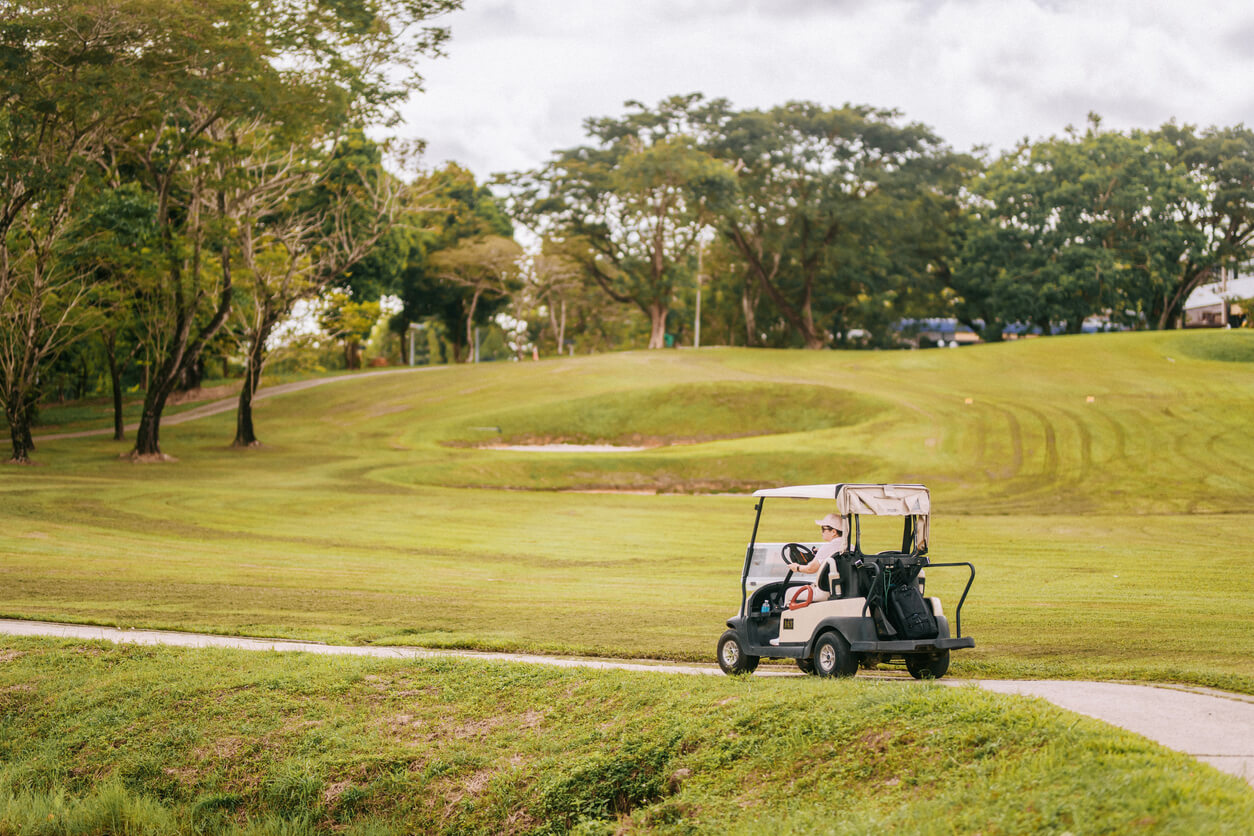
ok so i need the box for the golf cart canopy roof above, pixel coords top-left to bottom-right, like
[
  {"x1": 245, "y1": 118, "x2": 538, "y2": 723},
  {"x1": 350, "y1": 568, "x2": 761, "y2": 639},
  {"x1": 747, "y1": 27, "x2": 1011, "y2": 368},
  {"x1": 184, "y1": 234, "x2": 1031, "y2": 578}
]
[{"x1": 752, "y1": 483, "x2": 931, "y2": 517}]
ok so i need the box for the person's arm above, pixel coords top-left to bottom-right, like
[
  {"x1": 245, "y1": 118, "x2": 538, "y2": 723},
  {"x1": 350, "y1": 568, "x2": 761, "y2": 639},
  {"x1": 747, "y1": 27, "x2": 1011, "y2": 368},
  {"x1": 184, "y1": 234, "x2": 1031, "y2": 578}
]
[
  {"x1": 815, "y1": 540, "x2": 847, "y2": 561},
  {"x1": 788, "y1": 560, "x2": 820, "y2": 574}
]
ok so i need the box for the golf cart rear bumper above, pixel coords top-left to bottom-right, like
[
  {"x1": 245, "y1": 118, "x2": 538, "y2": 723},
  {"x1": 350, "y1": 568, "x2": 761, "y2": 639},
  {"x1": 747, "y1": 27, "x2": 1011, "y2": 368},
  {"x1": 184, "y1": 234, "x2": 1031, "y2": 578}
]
[{"x1": 849, "y1": 637, "x2": 975, "y2": 652}]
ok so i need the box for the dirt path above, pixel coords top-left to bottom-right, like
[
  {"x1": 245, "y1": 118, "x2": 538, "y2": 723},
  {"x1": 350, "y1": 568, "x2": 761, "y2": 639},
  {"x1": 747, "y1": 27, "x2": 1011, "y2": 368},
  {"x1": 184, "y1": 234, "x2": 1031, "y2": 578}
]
[
  {"x1": 2, "y1": 618, "x2": 1250, "y2": 788},
  {"x1": 35, "y1": 367, "x2": 438, "y2": 441}
]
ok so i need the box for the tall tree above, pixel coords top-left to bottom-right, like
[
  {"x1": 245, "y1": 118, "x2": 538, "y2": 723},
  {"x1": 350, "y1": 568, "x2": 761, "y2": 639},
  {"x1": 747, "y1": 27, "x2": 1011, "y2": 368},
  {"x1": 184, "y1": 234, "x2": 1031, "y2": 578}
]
[
  {"x1": 505, "y1": 103, "x2": 738, "y2": 349},
  {"x1": 521, "y1": 247, "x2": 584, "y2": 354},
  {"x1": 950, "y1": 120, "x2": 1219, "y2": 337},
  {"x1": 427, "y1": 235, "x2": 523, "y2": 358},
  {"x1": 0, "y1": 0, "x2": 138, "y2": 462},
  {"x1": 106, "y1": 0, "x2": 459, "y2": 459},
  {"x1": 1153, "y1": 123, "x2": 1254, "y2": 329},
  {"x1": 227, "y1": 130, "x2": 400, "y2": 447},
  {"x1": 58, "y1": 183, "x2": 160, "y2": 440},
  {"x1": 396, "y1": 163, "x2": 515, "y2": 362},
  {"x1": 696, "y1": 98, "x2": 966, "y2": 348},
  {"x1": 317, "y1": 290, "x2": 381, "y2": 370}
]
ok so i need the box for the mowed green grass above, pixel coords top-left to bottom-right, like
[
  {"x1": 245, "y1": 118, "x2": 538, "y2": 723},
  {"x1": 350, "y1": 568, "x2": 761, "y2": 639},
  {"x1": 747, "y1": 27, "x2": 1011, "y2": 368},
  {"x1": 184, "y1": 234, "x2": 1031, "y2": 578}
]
[
  {"x1": 2, "y1": 637, "x2": 1250, "y2": 835},
  {"x1": 4, "y1": 331, "x2": 1254, "y2": 691}
]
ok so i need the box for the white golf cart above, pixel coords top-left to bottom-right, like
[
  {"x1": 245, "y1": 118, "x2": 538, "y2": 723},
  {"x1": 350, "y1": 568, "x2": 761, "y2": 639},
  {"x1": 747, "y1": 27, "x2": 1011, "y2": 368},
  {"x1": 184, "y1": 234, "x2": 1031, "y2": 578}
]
[{"x1": 716, "y1": 483, "x2": 974, "y2": 678}]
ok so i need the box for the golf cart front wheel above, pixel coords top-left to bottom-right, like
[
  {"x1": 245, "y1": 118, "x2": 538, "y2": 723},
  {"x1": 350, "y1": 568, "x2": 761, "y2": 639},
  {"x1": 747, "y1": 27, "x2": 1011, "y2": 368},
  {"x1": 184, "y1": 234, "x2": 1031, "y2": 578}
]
[
  {"x1": 906, "y1": 650, "x2": 950, "y2": 680},
  {"x1": 813, "y1": 632, "x2": 858, "y2": 678},
  {"x1": 717, "y1": 630, "x2": 759, "y2": 676}
]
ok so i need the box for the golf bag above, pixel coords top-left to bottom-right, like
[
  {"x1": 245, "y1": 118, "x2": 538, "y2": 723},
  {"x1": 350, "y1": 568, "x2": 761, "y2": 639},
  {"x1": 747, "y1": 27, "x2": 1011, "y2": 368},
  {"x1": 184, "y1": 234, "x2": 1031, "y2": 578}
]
[
  {"x1": 888, "y1": 583, "x2": 938, "y2": 640},
  {"x1": 858, "y1": 556, "x2": 939, "y2": 641}
]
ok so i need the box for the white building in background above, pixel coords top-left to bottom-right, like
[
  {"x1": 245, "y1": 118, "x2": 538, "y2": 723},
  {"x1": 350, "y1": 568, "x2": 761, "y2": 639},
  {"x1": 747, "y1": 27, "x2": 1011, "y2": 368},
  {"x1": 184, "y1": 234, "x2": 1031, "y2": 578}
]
[{"x1": 1184, "y1": 266, "x2": 1253, "y2": 328}]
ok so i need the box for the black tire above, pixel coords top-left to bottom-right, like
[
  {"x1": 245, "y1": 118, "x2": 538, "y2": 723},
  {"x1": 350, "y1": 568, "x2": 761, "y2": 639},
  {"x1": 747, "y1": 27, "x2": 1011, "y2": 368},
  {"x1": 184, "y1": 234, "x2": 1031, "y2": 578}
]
[
  {"x1": 812, "y1": 631, "x2": 858, "y2": 678},
  {"x1": 796, "y1": 657, "x2": 816, "y2": 675},
  {"x1": 717, "y1": 630, "x2": 759, "y2": 676},
  {"x1": 906, "y1": 650, "x2": 950, "y2": 680}
]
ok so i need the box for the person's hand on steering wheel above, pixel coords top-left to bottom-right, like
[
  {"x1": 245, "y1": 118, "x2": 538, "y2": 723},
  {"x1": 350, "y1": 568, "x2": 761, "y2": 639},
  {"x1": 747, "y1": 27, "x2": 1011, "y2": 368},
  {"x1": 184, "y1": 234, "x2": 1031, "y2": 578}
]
[{"x1": 782, "y1": 542, "x2": 815, "y2": 571}]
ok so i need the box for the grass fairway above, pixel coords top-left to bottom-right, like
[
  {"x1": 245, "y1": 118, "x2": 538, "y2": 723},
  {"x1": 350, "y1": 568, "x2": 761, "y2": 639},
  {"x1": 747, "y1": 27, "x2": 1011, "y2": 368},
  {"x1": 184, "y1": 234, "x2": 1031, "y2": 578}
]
[
  {"x1": 2, "y1": 637, "x2": 1251, "y2": 835},
  {"x1": 4, "y1": 331, "x2": 1254, "y2": 692}
]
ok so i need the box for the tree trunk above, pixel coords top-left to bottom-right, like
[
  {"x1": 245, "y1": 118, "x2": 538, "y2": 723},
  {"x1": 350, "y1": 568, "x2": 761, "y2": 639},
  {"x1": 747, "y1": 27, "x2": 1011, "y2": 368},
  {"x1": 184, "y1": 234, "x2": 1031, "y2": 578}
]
[
  {"x1": 976, "y1": 320, "x2": 1005, "y2": 343},
  {"x1": 547, "y1": 298, "x2": 567, "y2": 354},
  {"x1": 233, "y1": 343, "x2": 263, "y2": 447},
  {"x1": 1157, "y1": 267, "x2": 1208, "y2": 330},
  {"x1": 647, "y1": 301, "x2": 667, "y2": 349},
  {"x1": 131, "y1": 250, "x2": 234, "y2": 457},
  {"x1": 1157, "y1": 305, "x2": 1182, "y2": 331},
  {"x1": 465, "y1": 289, "x2": 483, "y2": 362},
  {"x1": 4, "y1": 395, "x2": 33, "y2": 463},
  {"x1": 796, "y1": 278, "x2": 824, "y2": 349},
  {"x1": 558, "y1": 299, "x2": 566, "y2": 353},
  {"x1": 73, "y1": 354, "x2": 90, "y2": 401},
  {"x1": 741, "y1": 275, "x2": 759, "y2": 347},
  {"x1": 102, "y1": 331, "x2": 125, "y2": 441},
  {"x1": 133, "y1": 391, "x2": 169, "y2": 457},
  {"x1": 132, "y1": 343, "x2": 182, "y2": 457},
  {"x1": 233, "y1": 314, "x2": 277, "y2": 448},
  {"x1": 546, "y1": 304, "x2": 559, "y2": 350},
  {"x1": 8, "y1": 427, "x2": 30, "y2": 463},
  {"x1": 727, "y1": 221, "x2": 826, "y2": 349},
  {"x1": 176, "y1": 357, "x2": 203, "y2": 392}
]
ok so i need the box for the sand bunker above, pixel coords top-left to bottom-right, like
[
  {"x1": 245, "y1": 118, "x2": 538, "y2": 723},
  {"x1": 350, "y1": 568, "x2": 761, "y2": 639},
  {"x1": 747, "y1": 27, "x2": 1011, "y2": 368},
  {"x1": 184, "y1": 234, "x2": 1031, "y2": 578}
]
[{"x1": 485, "y1": 443, "x2": 650, "y2": 452}]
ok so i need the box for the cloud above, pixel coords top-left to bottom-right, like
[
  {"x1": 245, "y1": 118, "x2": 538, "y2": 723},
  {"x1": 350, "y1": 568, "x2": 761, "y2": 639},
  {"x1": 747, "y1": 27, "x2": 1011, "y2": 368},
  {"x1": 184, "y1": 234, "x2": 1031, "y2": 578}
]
[{"x1": 397, "y1": 0, "x2": 1254, "y2": 179}]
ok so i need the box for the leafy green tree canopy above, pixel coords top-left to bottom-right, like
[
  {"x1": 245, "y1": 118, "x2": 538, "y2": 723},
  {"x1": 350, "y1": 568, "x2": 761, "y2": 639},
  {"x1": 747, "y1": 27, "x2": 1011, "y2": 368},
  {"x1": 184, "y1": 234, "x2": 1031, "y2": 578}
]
[{"x1": 504, "y1": 98, "x2": 738, "y2": 348}]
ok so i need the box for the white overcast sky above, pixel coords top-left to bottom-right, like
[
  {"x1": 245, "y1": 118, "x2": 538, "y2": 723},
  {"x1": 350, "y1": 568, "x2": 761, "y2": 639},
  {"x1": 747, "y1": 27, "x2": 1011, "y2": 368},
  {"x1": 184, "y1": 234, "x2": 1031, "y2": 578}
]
[{"x1": 396, "y1": 0, "x2": 1254, "y2": 181}]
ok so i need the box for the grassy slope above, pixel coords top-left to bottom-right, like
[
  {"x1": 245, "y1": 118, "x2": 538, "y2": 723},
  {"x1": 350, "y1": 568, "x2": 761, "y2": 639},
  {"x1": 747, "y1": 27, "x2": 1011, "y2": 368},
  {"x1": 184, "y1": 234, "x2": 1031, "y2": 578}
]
[
  {"x1": 2, "y1": 332, "x2": 1253, "y2": 692},
  {"x1": 2, "y1": 637, "x2": 1250, "y2": 835},
  {"x1": 5, "y1": 332, "x2": 1254, "y2": 832}
]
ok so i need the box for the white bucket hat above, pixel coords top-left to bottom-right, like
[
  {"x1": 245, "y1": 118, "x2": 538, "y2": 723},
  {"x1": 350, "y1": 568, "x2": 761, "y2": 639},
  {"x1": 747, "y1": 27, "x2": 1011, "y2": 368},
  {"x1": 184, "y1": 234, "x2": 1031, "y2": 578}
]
[{"x1": 815, "y1": 512, "x2": 844, "y2": 533}]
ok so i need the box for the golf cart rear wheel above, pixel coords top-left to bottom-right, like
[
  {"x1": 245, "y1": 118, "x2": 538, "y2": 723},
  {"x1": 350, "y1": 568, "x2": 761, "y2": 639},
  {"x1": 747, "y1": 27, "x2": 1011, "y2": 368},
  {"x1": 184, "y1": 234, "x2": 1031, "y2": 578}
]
[
  {"x1": 717, "y1": 630, "x2": 759, "y2": 676},
  {"x1": 797, "y1": 657, "x2": 816, "y2": 675},
  {"x1": 813, "y1": 632, "x2": 858, "y2": 678},
  {"x1": 906, "y1": 650, "x2": 950, "y2": 680}
]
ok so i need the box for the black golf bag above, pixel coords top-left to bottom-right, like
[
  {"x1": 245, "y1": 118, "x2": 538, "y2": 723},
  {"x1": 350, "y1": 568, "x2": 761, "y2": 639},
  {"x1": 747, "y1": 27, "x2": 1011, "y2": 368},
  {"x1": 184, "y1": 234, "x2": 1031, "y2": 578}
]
[{"x1": 857, "y1": 556, "x2": 939, "y2": 641}]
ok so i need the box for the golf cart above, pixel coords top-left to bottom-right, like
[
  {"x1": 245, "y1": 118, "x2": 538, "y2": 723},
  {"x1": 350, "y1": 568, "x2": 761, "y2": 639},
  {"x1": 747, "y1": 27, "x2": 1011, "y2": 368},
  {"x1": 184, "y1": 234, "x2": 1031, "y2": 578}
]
[{"x1": 716, "y1": 483, "x2": 974, "y2": 679}]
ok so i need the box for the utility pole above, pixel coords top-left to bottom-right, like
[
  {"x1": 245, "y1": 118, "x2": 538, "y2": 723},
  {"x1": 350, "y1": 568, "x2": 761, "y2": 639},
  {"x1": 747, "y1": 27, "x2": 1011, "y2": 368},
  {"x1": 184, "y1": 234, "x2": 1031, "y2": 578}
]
[
  {"x1": 694, "y1": 243, "x2": 703, "y2": 349},
  {"x1": 407, "y1": 322, "x2": 423, "y2": 366}
]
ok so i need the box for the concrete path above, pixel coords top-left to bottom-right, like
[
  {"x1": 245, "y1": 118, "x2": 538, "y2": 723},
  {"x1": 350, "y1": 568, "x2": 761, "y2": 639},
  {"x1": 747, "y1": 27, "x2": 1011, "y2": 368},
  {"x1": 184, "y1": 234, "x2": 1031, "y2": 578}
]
[
  {"x1": 2, "y1": 618, "x2": 1251, "y2": 788},
  {"x1": 35, "y1": 367, "x2": 437, "y2": 442},
  {"x1": 971, "y1": 679, "x2": 1253, "y2": 786}
]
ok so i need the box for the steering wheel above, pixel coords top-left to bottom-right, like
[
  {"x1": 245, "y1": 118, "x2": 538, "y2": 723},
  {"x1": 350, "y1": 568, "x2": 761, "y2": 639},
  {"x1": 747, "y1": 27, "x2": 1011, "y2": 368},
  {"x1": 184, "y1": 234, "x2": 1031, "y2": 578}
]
[
  {"x1": 781, "y1": 542, "x2": 816, "y2": 567},
  {"x1": 776, "y1": 543, "x2": 817, "y2": 611},
  {"x1": 788, "y1": 585, "x2": 815, "y2": 610}
]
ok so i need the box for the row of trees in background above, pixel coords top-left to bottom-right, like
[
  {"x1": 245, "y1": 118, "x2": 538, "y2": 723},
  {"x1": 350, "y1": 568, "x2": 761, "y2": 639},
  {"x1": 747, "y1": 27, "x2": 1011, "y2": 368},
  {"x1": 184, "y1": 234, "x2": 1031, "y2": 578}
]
[
  {"x1": 6, "y1": 19, "x2": 1254, "y2": 465},
  {"x1": 503, "y1": 95, "x2": 1254, "y2": 354},
  {"x1": 0, "y1": 0, "x2": 462, "y2": 462}
]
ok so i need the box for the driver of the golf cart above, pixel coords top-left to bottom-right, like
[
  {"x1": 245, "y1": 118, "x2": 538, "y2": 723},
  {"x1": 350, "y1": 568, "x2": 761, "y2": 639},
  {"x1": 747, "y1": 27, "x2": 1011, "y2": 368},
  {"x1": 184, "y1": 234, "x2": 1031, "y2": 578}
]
[{"x1": 784, "y1": 513, "x2": 847, "y2": 604}]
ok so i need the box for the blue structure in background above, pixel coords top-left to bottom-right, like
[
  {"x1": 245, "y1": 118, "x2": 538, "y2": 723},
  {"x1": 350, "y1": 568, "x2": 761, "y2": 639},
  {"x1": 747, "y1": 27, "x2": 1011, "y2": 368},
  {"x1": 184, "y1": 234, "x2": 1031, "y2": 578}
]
[{"x1": 894, "y1": 317, "x2": 1128, "y2": 347}]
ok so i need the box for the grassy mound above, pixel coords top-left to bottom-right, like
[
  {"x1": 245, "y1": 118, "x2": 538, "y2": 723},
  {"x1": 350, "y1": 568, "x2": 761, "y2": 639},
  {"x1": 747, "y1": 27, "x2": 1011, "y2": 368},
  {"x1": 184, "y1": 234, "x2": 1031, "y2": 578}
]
[
  {"x1": 2, "y1": 333, "x2": 1253, "y2": 690},
  {"x1": 2, "y1": 638, "x2": 1249, "y2": 835},
  {"x1": 442, "y1": 382, "x2": 887, "y2": 447},
  {"x1": 1167, "y1": 328, "x2": 1254, "y2": 363}
]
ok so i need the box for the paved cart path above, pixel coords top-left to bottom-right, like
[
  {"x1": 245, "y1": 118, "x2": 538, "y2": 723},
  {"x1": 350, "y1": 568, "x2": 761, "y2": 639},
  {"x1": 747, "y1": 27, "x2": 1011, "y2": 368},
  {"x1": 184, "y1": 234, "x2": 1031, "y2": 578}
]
[
  {"x1": 2, "y1": 618, "x2": 1251, "y2": 788},
  {"x1": 34, "y1": 367, "x2": 438, "y2": 442}
]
